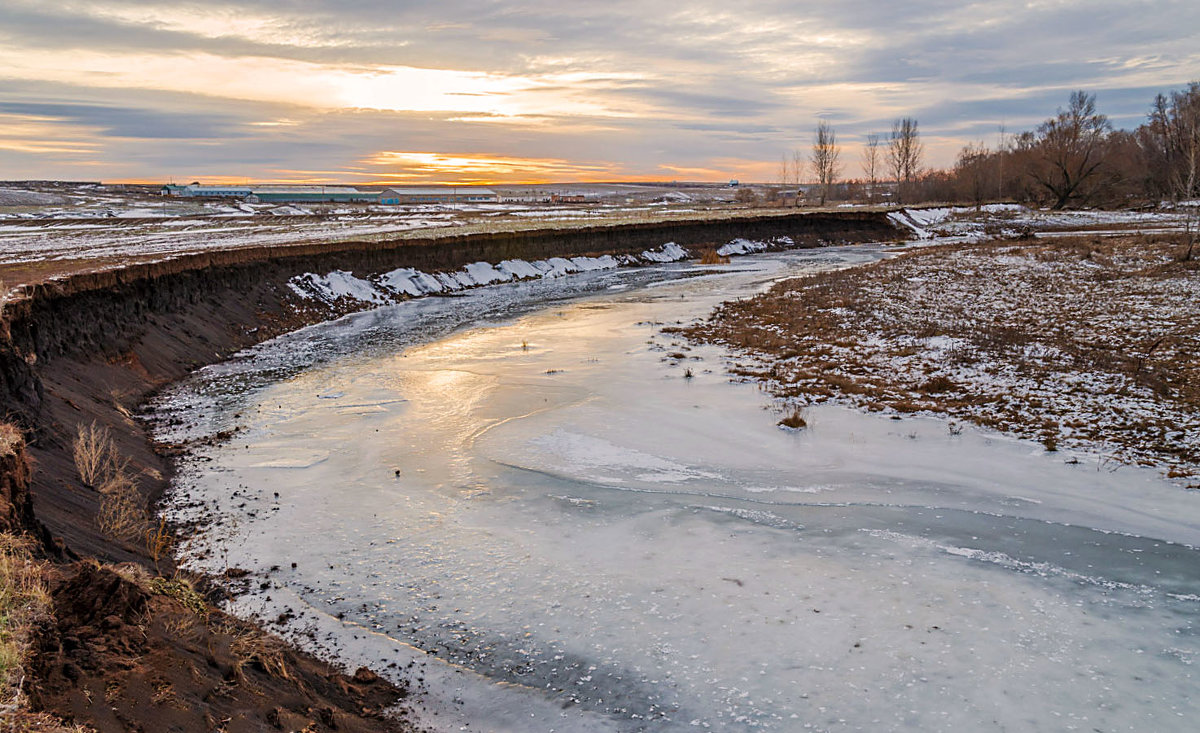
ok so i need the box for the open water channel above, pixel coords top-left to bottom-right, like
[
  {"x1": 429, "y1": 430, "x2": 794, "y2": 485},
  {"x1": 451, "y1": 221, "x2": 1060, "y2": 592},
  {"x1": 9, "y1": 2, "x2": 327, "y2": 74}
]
[{"x1": 153, "y1": 245, "x2": 1200, "y2": 731}]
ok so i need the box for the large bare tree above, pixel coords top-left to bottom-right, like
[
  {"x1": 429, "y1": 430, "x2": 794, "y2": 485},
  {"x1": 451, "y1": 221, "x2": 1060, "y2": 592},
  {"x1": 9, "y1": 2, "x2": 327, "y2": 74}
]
[
  {"x1": 1027, "y1": 91, "x2": 1112, "y2": 209},
  {"x1": 860, "y1": 133, "x2": 880, "y2": 203},
  {"x1": 887, "y1": 117, "x2": 923, "y2": 203},
  {"x1": 810, "y1": 121, "x2": 841, "y2": 205}
]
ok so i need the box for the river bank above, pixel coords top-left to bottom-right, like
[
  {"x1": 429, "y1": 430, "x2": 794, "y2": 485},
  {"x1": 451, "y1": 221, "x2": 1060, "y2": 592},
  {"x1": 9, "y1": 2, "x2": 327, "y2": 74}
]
[{"x1": 0, "y1": 211, "x2": 896, "y2": 729}]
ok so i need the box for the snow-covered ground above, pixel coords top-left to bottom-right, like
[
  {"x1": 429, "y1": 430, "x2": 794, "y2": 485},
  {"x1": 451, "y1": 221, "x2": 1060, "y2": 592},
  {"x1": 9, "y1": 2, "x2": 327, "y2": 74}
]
[
  {"x1": 888, "y1": 203, "x2": 1193, "y2": 241},
  {"x1": 0, "y1": 183, "x2": 737, "y2": 273},
  {"x1": 154, "y1": 246, "x2": 1200, "y2": 732},
  {"x1": 686, "y1": 235, "x2": 1200, "y2": 483}
]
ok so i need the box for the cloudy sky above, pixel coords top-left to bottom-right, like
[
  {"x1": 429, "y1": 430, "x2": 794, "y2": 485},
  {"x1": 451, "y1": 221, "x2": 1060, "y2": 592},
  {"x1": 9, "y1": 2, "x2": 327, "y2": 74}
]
[{"x1": 1, "y1": 0, "x2": 1197, "y2": 184}]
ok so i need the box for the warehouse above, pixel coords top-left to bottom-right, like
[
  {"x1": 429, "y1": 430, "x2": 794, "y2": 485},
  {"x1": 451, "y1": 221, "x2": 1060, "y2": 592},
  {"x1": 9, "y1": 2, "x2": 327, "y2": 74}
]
[
  {"x1": 160, "y1": 183, "x2": 379, "y2": 203},
  {"x1": 377, "y1": 187, "x2": 498, "y2": 204}
]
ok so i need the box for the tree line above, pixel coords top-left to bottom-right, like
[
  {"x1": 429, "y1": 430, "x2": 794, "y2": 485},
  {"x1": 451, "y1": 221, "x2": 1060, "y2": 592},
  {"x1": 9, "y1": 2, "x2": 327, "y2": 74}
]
[{"x1": 765, "y1": 82, "x2": 1200, "y2": 210}]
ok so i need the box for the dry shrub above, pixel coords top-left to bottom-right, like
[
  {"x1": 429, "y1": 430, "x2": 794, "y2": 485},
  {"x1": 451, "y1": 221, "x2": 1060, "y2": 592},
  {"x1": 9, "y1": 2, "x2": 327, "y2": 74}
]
[
  {"x1": 0, "y1": 533, "x2": 51, "y2": 715},
  {"x1": 144, "y1": 519, "x2": 173, "y2": 575},
  {"x1": 777, "y1": 407, "x2": 808, "y2": 430},
  {"x1": 73, "y1": 423, "x2": 118, "y2": 488},
  {"x1": 698, "y1": 249, "x2": 731, "y2": 265},
  {"x1": 97, "y1": 470, "x2": 145, "y2": 543}
]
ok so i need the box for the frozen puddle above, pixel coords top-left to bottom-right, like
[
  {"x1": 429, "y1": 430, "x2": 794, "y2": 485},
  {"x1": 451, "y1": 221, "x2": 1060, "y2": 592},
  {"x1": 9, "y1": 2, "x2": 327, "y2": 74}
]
[{"x1": 158, "y1": 247, "x2": 1200, "y2": 732}]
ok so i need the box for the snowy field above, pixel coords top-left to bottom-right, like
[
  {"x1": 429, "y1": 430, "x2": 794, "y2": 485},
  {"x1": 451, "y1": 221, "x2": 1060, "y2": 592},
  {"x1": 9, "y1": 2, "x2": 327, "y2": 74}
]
[
  {"x1": 0, "y1": 182, "x2": 743, "y2": 277},
  {"x1": 154, "y1": 246, "x2": 1200, "y2": 731},
  {"x1": 1, "y1": 181, "x2": 1192, "y2": 286},
  {"x1": 684, "y1": 234, "x2": 1200, "y2": 484}
]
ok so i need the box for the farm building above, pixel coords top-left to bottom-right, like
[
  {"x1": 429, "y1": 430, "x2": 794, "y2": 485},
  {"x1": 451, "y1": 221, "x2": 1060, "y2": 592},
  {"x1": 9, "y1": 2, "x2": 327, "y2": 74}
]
[
  {"x1": 160, "y1": 184, "x2": 379, "y2": 203},
  {"x1": 377, "y1": 187, "x2": 498, "y2": 204}
]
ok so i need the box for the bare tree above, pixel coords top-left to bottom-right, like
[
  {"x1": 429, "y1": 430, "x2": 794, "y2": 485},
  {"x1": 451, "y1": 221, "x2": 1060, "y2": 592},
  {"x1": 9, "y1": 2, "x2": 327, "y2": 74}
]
[
  {"x1": 996, "y1": 123, "x2": 1011, "y2": 200},
  {"x1": 1143, "y1": 84, "x2": 1200, "y2": 201},
  {"x1": 1136, "y1": 83, "x2": 1200, "y2": 258},
  {"x1": 954, "y1": 142, "x2": 991, "y2": 209},
  {"x1": 888, "y1": 117, "x2": 923, "y2": 203},
  {"x1": 811, "y1": 121, "x2": 842, "y2": 205},
  {"x1": 777, "y1": 152, "x2": 790, "y2": 188},
  {"x1": 1027, "y1": 91, "x2": 1112, "y2": 209},
  {"x1": 791, "y1": 148, "x2": 805, "y2": 204},
  {"x1": 860, "y1": 133, "x2": 881, "y2": 203}
]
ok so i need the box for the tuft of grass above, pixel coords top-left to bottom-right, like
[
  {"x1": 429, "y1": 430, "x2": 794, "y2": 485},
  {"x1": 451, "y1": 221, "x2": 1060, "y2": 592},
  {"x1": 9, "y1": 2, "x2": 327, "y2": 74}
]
[
  {"x1": 777, "y1": 407, "x2": 808, "y2": 430},
  {"x1": 148, "y1": 575, "x2": 208, "y2": 617},
  {"x1": 0, "y1": 533, "x2": 51, "y2": 715},
  {"x1": 144, "y1": 519, "x2": 173, "y2": 576},
  {"x1": 698, "y1": 249, "x2": 731, "y2": 265}
]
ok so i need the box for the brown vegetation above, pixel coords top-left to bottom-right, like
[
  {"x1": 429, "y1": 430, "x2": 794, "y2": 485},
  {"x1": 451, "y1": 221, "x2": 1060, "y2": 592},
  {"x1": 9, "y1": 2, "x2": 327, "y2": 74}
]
[
  {"x1": 698, "y1": 249, "x2": 731, "y2": 265},
  {"x1": 685, "y1": 234, "x2": 1200, "y2": 481}
]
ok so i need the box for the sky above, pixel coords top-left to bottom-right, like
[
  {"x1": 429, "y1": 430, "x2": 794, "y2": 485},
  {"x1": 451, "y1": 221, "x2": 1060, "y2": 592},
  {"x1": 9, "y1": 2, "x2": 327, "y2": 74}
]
[{"x1": 1, "y1": 0, "x2": 1198, "y2": 185}]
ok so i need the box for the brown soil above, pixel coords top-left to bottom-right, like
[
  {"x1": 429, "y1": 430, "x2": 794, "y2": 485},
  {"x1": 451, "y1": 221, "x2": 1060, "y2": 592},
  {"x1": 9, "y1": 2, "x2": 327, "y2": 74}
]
[
  {"x1": 26, "y1": 561, "x2": 413, "y2": 733},
  {"x1": 682, "y1": 233, "x2": 1200, "y2": 481}
]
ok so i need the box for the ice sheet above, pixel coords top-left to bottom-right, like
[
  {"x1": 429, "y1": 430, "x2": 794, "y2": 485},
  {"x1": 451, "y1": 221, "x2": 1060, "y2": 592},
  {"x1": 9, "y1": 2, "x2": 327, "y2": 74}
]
[{"x1": 157, "y1": 245, "x2": 1200, "y2": 731}]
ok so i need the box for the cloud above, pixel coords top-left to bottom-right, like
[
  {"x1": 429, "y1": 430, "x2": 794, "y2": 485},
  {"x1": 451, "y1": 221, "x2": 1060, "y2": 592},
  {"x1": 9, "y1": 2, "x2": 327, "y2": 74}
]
[{"x1": 0, "y1": 0, "x2": 1198, "y2": 181}]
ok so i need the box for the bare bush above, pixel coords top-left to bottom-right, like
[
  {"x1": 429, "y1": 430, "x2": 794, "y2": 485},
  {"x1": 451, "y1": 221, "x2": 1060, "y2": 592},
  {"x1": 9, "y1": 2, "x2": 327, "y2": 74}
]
[
  {"x1": 97, "y1": 470, "x2": 146, "y2": 542},
  {"x1": 73, "y1": 422, "x2": 116, "y2": 488}
]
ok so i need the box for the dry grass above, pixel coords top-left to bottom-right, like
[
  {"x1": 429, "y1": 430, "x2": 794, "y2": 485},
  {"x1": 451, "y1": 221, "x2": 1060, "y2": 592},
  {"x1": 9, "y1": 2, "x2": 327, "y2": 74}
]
[
  {"x1": 208, "y1": 618, "x2": 292, "y2": 684},
  {"x1": 0, "y1": 533, "x2": 51, "y2": 718},
  {"x1": 73, "y1": 421, "x2": 149, "y2": 542},
  {"x1": 147, "y1": 575, "x2": 208, "y2": 617},
  {"x1": 698, "y1": 249, "x2": 731, "y2": 265},
  {"x1": 777, "y1": 407, "x2": 808, "y2": 430},
  {"x1": 144, "y1": 519, "x2": 173, "y2": 575},
  {"x1": 0, "y1": 425, "x2": 21, "y2": 458},
  {"x1": 96, "y1": 470, "x2": 145, "y2": 543}
]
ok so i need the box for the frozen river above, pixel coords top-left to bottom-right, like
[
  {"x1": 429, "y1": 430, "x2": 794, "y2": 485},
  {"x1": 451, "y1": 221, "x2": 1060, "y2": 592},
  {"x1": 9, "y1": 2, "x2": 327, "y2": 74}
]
[{"x1": 155, "y1": 246, "x2": 1200, "y2": 731}]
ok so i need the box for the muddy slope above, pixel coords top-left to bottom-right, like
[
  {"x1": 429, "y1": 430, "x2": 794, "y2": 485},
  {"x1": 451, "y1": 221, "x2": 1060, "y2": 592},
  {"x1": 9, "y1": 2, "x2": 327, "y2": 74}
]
[{"x1": 0, "y1": 211, "x2": 898, "y2": 730}]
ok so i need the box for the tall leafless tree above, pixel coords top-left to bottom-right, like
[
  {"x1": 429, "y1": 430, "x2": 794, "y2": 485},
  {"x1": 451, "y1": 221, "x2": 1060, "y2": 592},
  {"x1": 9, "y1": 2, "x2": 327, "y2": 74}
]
[
  {"x1": 1027, "y1": 91, "x2": 1112, "y2": 209},
  {"x1": 954, "y1": 142, "x2": 991, "y2": 209},
  {"x1": 811, "y1": 121, "x2": 841, "y2": 206},
  {"x1": 1152, "y1": 84, "x2": 1200, "y2": 201},
  {"x1": 1145, "y1": 85, "x2": 1200, "y2": 259},
  {"x1": 888, "y1": 117, "x2": 923, "y2": 203},
  {"x1": 791, "y1": 149, "x2": 805, "y2": 204},
  {"x1": 861, "y1": 133, "x2": 881, "y2": 203}
]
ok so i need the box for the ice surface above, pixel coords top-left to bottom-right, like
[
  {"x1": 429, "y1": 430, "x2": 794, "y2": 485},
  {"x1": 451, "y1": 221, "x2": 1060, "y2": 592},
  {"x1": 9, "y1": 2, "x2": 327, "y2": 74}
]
[{"x1": 158, "y1": 245, "x2": 1200, "y2": 732}]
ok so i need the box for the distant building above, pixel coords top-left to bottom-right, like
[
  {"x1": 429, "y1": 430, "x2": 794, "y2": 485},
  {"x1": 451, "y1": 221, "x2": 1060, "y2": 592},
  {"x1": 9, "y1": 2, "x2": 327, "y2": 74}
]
[
  {"x1": 160, "y1": 183, "x2": 379, "y2": 203},
  {"x1": 549, "y1": 193, "x2": 587, "y2": 204},
  {"x1": 377, "y1": 187, "x2": 498, "y2": 204}
]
